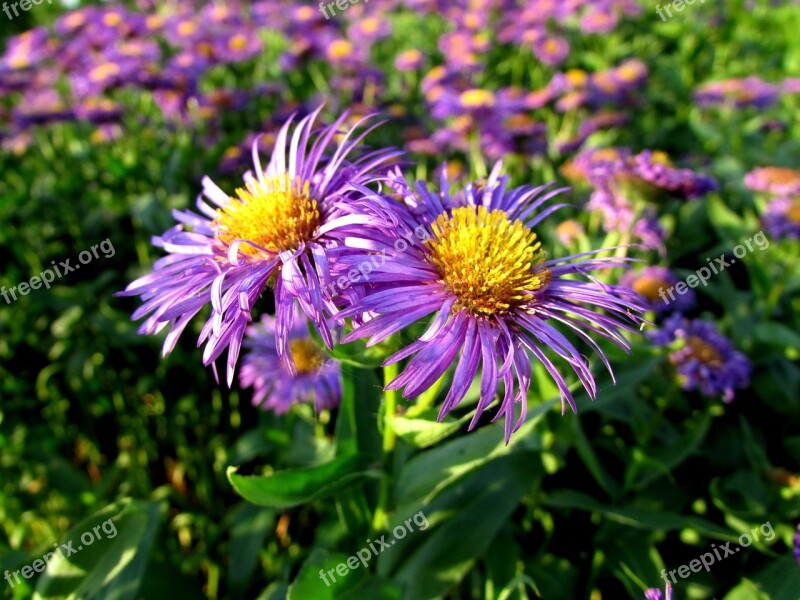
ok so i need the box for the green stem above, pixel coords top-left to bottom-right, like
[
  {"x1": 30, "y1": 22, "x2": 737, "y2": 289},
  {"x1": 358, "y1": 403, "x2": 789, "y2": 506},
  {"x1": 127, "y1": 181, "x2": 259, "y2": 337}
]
[{"x1": 372, "y1": 354, "x2": 399, "y2": 533}]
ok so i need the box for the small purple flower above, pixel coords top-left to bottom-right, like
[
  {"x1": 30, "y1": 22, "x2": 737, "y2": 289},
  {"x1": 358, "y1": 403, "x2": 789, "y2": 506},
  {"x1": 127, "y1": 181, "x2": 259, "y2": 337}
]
[
  {"x1": 620, "y1": 267, "x2": 694, "y2": 315},
  {"x1": 337, "y1": 164, "x2": 647, "y2": 441},
  {"x1": 633, "y1": 151, "x2": 718, "y2": 199},
  {"x1": 645, "y1": 582, "x2": 672, "y2": 600},
  {"x1": 118, "y1": 108, "x2": 401, "y2": 385},
  {"x1": 395, "y1": 49, "x2": 425, "y2": 72},
  {"x1": 534, "y1": 36, "x2": 570, "y2": 67},
  {"x1": 793, "y1": 523, "x2": 800, "y2": 565},
  {"x1": 649, "y1": 315, "x2": 751, "y2": 403},
  {"x1": 694, "y1": 77, "x2": 779, "y2": 109},
  {"x1": 744, "y1": 167, "x2": 800, "y2": 196},
  {"x1": 762, "y1": 197, "x2": 800, "y2": 240},
  {"x1": 240, "y1": 307, "x2": 341, "y2": 414}
]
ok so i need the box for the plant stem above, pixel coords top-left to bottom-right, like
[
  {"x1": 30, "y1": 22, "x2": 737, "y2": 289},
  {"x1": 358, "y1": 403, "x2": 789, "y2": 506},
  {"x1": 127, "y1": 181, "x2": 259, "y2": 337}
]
[{"x1": 372, "y1": 354, "x2": 399, "y2": 533}]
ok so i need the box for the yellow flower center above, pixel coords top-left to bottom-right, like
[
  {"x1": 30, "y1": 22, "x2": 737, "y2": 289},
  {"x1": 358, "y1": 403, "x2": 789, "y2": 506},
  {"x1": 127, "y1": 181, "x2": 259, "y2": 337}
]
[
  {"x1": 178, "y1": 21, "x2": 197, "y2": 36},
  {"x1": 328, "y1": 40, "x2": 353, "y2": 60},
  {"x1": 787, "y1": 201, "x2": 800, "y2": 224},
  {"x1": 89, "y1": 63, "x2": 120, "y2": 82},
  {"x1": 362, "y1": 17, "x2": 380, "y2": 33},
  {"x1": 632, "y1": 275, "x2": 668, "y2": 302},
  {"x1": 758, "y1": 167, "x2": 800, "y2": 187},
  {"x1": 426, "y1": 206, "x2": 549, "y2": 317},
  {"x1": 460, "y1": 89, "x2": 495, "y2": 108},
  {"x1": 146, "y1": 15, "x2": 163, "y2": 30},
  {"x1": 289, "y1": 338, "x2": 325, "y2": 375},
  {"x1": 683, "y1": 336, "x2": 723, "y2": 367},
  {"x1": 65, "y1": 12, "x2": 86, "y2": 28},
  {"x1": 214, "y1": 174, "x2": 320, "y2": 257},
  {"x1": 103, "y1": 12, "x2": 123, "y2": 27},
  {"x1": 565, "y1": 68, "x2": 587, "y2": 87},
  {"x1": 229, "y1": 34, "x2": 247, "y2": 51}
]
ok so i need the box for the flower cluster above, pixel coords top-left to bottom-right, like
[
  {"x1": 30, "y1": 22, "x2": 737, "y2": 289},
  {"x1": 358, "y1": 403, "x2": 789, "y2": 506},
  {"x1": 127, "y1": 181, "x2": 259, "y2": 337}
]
[
  {"x1": 745, "y1": 166, "x2": 800, "y2": 241},
  {"x1": 120, "y1": 109, "x2": 647, "y2": 438},
  {"x1": 564, "y1": 146, "x2": 717, "y2": 253},
  {"x1": 648, "y1": 314, "x2": 751, "y2": 403}
]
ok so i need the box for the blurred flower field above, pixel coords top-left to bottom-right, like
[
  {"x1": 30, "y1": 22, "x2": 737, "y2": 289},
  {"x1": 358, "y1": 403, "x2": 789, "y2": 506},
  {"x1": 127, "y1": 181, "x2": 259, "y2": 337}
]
[{"x1": 1, "y1": 1, "x2": 800, "y2": 599}]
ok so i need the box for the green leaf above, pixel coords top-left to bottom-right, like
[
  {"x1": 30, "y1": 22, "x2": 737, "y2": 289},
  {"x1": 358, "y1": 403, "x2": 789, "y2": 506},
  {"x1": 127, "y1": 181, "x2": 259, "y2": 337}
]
[
  {"x1": 395, "y1": 400, "x2": 553, "y2": 506},
  {"x1": 707, "y1": 195, "x2": 748, "y2": 241},
  {"x1": 753, "y1": 322, "x2": 800, "y2": 352},
  {"x1": 572, "y1": 416, "x2": 620, "y2": 497},
  {"x1": 287, "y1": 549, "x2": 365, "y2": 600},
  {"x1": 544, "y1": 490, "x2": 738, "y2": 540},
  {"x1": 229, "y1": 504, "x2": 275, "y2": 594},
  {"x1": 388, "y1": 408, "x2": 472, "y2": 449},
  {"x1": 33, "y1": 499, "x2": 162, "y2": 600},
  {"x1": 336, "y1": 364, "x2": 382, "y2": 458},
  {"x1": 387, "y1": 453, "x2": 534, "y2": 599},
  {"x1": 227, "y1": 454, "x2": 379, "y2": 508},
  {"x1": 723, "y1": 556, "x2": 798, "y2": 600}
]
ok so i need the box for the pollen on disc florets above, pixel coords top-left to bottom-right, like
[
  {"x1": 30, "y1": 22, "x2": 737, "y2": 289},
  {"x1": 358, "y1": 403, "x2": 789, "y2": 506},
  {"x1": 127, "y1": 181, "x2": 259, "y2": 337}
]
[
  {"x1": 215, "y1": 174, "x2": 321, "y2": 257},
  {"x1": 681, "y1": 336, "x2": 723, "y2": 367},
  {"x1": 426, "y1": 205, "x2": 550, "y2": 317},
  {"x1": 289, "y1": 338, "x2": 326, "y2": 374}
]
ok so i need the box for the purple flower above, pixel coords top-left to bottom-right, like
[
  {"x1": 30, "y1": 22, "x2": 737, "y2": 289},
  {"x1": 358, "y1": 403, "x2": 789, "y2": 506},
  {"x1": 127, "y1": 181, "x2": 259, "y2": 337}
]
[
  {"x1": 762, "y1": 197, "x2": 800, "y2": 240},
  {"x1": 620, "y1": 267, "x2": 694, "y2": 315},
  {"x1": 793, "y1": 523, "x2": 800, "y2": 564},
  {"x1": 533, "y1": 36, "x2": 570, "y2": 67},
  {"x1": 337, "y1": 165, "x2": 647, "y2": 441},
  {"x1": 648, "y1": 315, "x2": 751, "y2": 403},
  {"x1": 694, "y1": 77, "x2": 779, "y2": 109},
  {"x1": 633, "y1": 151, "x2": 718, "y2": 199},
  {"x1": 118, "y1": 108, "x2": 401, "y2": 385},
  {"x1": 240, "y1": 307, "x2": 341, "y2": 414},
  {"x1": 645, "y1": 582, "x2": 672, "y2": 600},
  {"x1": 394, "y1": 49, "x2": 425, "y2": 72},
  {"x1": 744, "y1": 167, "x2": 800, "y2": 196}
]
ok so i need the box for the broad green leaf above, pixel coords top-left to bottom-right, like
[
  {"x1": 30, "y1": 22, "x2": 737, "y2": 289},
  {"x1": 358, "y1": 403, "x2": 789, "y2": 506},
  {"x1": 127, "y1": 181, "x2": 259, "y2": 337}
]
[
  {"x1": 227, "y1": 454, "x2": 379, "y2": 508},
  {"x1": 229, "y1": 504, "x2": 275, "y2": 594},
  {"x1": 395, "y1": 400, "x2": 553, "y2": 506},
  {"x1": 723, "y1": 556, "x2": 798, "y2": 600},
  {"x1": 387, "y1": 453, "x2": 535, "y2": 599},
  {"x1": 33, "y1": 499, "x2": 162, "y2": 600},
  {"x1": 287, "y1": 549, "x2": 365, "y2": 600},
  {"x1": 388, "y1": 408, "x2": 472, "y2": 449}
]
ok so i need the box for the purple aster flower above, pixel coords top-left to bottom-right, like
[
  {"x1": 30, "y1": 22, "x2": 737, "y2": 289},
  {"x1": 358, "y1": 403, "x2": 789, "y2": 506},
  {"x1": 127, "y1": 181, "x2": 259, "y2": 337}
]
[
  {"x1": 555, "y1": 219, "x2": 585, "y2": 246},
  {"x1": 620, "y1": 267, "x2": 694, "y2": 315},
  {"x1": 395, "y1": 49, "x2": 425, "y2": 72},
  {"x1": 633, "y1": 210, "x2": 667, "y2": 256},
  {"x1": 240, "y1": 307, "x2": 341, "y2": 414},
  {"x1": 118, "y1": 107, "x2": 401, "y2": 385},
  {"x1": 644, "y1": 582, "x2": 672, "y2": 600},
  {"x1": 336, "y1": 164, "x2": 647, "y2": 441},
  {"x1": 762, "y1": 197, "x2": 800, "y2": 240},
  {"x1": 534, "y1": 36, "x2": 570, "y2": 67},
  {"x1": 793, "y1": 524, "x2": 800, "y2": 564},
  {"x1": 694, "y1": 77, "x2": 779, "y2": 109},
  {"x1": 633, "y1": 151, "x2": 718, "y2": 199},
  {"x1": 579, "y1": 9, "x2": 618, "y2": 34},
  {"x1": 744, "y1": 167, "x2": 800, "y2": 196},
  {"x1": 648, "y1": 315, "x2": 751, "y2": 403}
]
